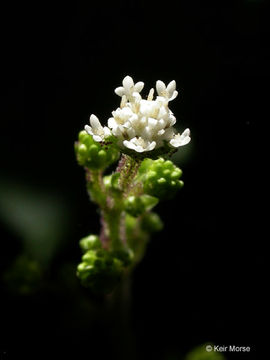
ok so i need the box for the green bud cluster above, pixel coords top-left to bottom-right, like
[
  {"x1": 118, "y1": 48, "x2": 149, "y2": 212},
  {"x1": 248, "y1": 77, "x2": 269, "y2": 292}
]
[
  {"x1": 77, "y1": 249, "x2": 123, "y2": 294},
  {"x1": 79, "y1": 234, "x2": 102, "y2": 252},
  {"x1": 75, "y1": 130, "x2": 119, "y2": 170},
  {"x1": 124, "y1": 194, "x2": 158, "y2": 217},
  {"x1": 139, "y1": 158, "x2": 184, "y2": 199},
  {"x1": 77, "y1": 234, "x2": 133, "y2": 294}
]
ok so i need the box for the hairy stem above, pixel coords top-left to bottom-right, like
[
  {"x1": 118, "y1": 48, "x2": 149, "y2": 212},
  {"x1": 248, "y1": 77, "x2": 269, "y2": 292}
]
[
  {"x1": 118, "y1": 155, "x2": 141, "y2": 195},
  {"x1": 100, "y1": 155, "x2": 141, "y2": 250}
]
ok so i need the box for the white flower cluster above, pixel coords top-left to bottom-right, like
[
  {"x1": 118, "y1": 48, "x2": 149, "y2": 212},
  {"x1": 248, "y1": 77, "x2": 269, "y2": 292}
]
[{"x1": 85, "y1": 76, "x2": 191, "y2": 153}]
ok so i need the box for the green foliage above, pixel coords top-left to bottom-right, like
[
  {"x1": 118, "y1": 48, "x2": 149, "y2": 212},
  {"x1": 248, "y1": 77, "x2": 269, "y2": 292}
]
[
  {"x1": 75, "y1": 130, "x2": 119, "y2": 170},
  {"x1": 139, "y1": 157, "x2": 183, "y2": 199}
]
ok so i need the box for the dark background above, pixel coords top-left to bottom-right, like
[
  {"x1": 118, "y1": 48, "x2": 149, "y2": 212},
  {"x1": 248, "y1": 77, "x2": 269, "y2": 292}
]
[{"x1": 0, "y1": 0, "x2": 268, "y2": 359}]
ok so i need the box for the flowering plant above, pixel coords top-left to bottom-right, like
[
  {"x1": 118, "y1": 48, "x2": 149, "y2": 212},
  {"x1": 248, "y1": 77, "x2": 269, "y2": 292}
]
[{"x1": 75, "y1": 76, "x2": 190, "y2": 294}]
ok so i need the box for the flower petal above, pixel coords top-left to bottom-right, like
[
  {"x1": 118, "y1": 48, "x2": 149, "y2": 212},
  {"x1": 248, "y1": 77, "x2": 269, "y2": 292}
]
[
  {"x1": 123, "y1": 139, "x2": 138, "y2": 151},
  {"x1": 84, "y1": 125, "x2": 93, "y2": 135},
  {"x1": 115, "y1": 87, "x2": 125, "y2": 97},
  {"x1": 166, "y1": 80, "x2": 176, "y2": 96},
  {"x1": 103, "y1": 127, "x2": 112, "y2": 137},
  {"x1": 108, "y1": 117, "x2": 117, "y2": 128},
  {"x1": 146, "y1": 141, "x2": 156, "y2": 151},
  {"x1": 169, "y1": 90, "x2": 178, "y2": 101},
  {"x1": 90, "y1": 114, "x2": 102, "y2": 131},
  {"x1": 156, "y1": 80, "x2": 166, "y2": 96},
  {"x1": 123, "y1": 75, "x2": 134, "y2": 89},
  {"x1": 92, "y1": 135, "x2": 103, "y2": 142},
  {"x1": 134, "y1": 81, "x2": 144, "y2": 93}
]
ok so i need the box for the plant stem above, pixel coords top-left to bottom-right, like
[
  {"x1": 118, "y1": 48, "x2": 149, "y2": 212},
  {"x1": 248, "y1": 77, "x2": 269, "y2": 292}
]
[
  {"x1": 101, "y1": 155, "x2": 141, "y2": 250},
  {"x1": 118, "y1": 154, "x2": 141, "y2": 194}
]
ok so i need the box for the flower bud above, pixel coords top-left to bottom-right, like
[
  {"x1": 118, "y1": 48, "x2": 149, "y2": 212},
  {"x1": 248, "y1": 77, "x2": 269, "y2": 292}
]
[
  {"x1": 77, "y1": 249, "x2": 124, "y2": 294},
  {"x1": 124, "y1": 194, "x2": 159, "y2": 217},
  {"x1": 141, "y1": 158, "x2": 184, "y2": 199},
  {"x1": 75, "y1": 130, "x2": 119, "y2": 170},
  {"x1": 79, "y1": 235, "x2": 102, "y2": 252},
  {"x1": 141, "y1": 212, "x2": 163, "y2": 233}
]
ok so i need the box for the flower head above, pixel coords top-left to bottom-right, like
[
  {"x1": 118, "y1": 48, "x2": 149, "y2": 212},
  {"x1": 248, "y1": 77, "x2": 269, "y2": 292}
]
[{"x1": 84, "y1": 76, "x2": 191, "y2": 153}]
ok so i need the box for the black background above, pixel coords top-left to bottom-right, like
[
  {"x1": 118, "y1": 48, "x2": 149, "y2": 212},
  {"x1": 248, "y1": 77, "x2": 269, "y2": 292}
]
[{"x1": 0, "y1": 1, "x2": 268, "y2": 359}]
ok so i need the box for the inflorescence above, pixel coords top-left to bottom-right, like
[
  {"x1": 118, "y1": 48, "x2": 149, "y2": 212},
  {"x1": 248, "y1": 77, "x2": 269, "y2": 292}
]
[{"x1": 75, "y1": 75, "x2": 191, "y2": 294}]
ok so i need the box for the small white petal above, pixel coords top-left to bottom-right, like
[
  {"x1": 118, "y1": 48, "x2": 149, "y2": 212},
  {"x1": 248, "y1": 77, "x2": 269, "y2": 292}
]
[
  {"x1": 169, "y1": 115, "x2": 176, "y2": 126},
  {"x1": 156, "y1": 80, "x2": 166, "y2": 96},
  {"x1": 169, "y1": 90, "x2": 178, "y2": 101},
  {"x1": 123, "y1": 76, "x2": 134, "y2": 89},
  {"x1": 123, "y1": 139, "x2": 138, "y2": 151},
  {"x1": 115, "y1": 87, "x2": 125, "y2": 97},
  {"x1": 166, "y1": 80, "x2": 176, "y2": 95},
  {"x1": 92, "y1": 135, "x2": 103, "y2": 142},
  {"x1": 84, "y1": 125, "x2": 93, "y2": 135},
  {"x1": 135, "y1": 146, "x2": 144, "y2": 152},
  {"x1": 147, "y1": 141, "x2": 156, "y2": 151},
  {"x1": 108, "y1": 117, "x2": 117, "y2": 128},
  {"x1": 183, "y1": 128, "x2": 191, "y2": 137},
  {"x1": 103, "y1": 127, "x2": 111, "y2": 137},
  {"x1": 90, "y1": 114, "x2": 102, "y2": 131},
  {"x1": 134, "y1": 81, "x2": 144, "y2": 93}
]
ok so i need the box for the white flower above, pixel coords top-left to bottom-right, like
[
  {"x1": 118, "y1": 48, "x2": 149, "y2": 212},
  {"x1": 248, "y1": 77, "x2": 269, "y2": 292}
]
[
  {"x1": 169, "y1": 128, "x2": 191, "y2": 147},
  {"x1": 84, "y1": 76, "x2": 191, "y2": 152},
  {"x1": 156, "y1": 80, "x2": 178, "y2": 101},
  {"x1": 123, "y1": 137, "x2": 156, "y2": 153},
  {"x1": 114, "y1": 75, "x2": 144, "y2": 100},
  {"x1": 84, "y1": 114, "x2": 111, "y2": 142}
]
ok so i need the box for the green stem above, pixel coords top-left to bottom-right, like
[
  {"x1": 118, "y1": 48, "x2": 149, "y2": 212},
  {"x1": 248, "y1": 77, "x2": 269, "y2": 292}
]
[
  {"x1": 118, "y1": 155, "x2": 141, "y2": 195},
  {"x1": 86, "y1": 169, "x2": 106, "y2": 208},
  {"x1": 101, "y1": 155, "x2": 141, "y2": 251},
  {"x1": 103, "y1": 210, "x2": 123, "y2": 251}
]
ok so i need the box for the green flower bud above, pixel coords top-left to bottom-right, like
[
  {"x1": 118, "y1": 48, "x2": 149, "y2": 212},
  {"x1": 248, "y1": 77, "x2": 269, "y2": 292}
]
[
  {"x1": 79, "y1": 235, "x2": 102, "y2": 252},
  {"x1": 77, "y1": 249, "x2": 124, "y2": 294},
  {"x1": 75, "y1": 130, "x2": 119, "y2": 170},
  {"x1": 141, "y1": 157, "x2": 184, "y2": 199},
  {"x1": 141, "y1": 212, "x2": 163, "y2": 233},
  {"x1": 124, "y1": 194, "x2": 159, "y2": 217}
]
